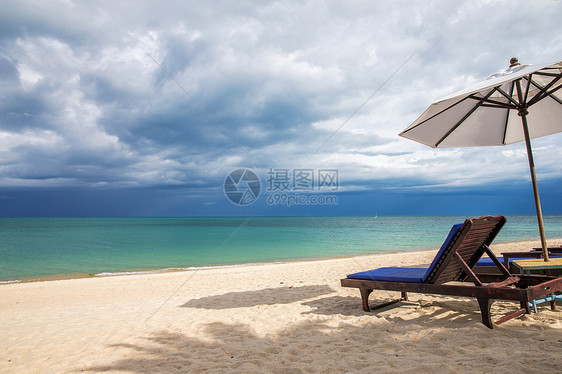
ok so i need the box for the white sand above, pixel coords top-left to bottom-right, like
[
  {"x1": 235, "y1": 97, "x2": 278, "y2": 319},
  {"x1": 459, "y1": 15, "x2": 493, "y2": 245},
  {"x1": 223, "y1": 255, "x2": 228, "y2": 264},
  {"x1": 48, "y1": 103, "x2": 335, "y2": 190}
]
[{"x1": 1, "y1": 239, "x2": 561, "y2": 373}]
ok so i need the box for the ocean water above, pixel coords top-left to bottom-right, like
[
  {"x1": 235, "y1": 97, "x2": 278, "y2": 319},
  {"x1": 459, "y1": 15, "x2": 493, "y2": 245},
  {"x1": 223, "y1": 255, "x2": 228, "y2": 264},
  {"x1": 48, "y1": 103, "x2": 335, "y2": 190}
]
[{"x1": 1, "y1": 215, "x2": 562, "y2": 282}]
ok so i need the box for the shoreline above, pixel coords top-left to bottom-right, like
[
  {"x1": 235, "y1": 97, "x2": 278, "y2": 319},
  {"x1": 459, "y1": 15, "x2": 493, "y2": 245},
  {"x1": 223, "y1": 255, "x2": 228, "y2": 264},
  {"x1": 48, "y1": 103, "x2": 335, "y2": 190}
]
[
  {"x1": 2, "y1": 237, "x2": 560, "y2": 285},
  {"x1": 1, "y1": 237, "x2": 560, "y2": 373},
  {"x1": 0, "y1": 251, "x2": 417, "y2": 285}
]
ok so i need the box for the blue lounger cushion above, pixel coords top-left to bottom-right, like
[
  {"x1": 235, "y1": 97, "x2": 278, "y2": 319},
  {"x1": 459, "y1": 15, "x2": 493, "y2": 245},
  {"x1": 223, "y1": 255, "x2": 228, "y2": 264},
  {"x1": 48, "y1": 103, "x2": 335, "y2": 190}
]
[
  {"x1": 347, "y1": 267, "x2": 428, "y2": 283},
  {"x1": 477, "y1": 257, "x2": 509, "y2": 266},
  {"x1": 424, "y1": 223, "x2": 464, "y2": 278},
  {"x1": 347, "y1": 223, "x2": 464, "y2": 284}
]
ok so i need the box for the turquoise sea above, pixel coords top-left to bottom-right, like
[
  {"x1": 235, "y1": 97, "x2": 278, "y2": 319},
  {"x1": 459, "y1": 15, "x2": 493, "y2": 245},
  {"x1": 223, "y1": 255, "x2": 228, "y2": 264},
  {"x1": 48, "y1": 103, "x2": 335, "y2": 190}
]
[{"x1": 1, "y1": 215, "x2": 562, "y2": 282}]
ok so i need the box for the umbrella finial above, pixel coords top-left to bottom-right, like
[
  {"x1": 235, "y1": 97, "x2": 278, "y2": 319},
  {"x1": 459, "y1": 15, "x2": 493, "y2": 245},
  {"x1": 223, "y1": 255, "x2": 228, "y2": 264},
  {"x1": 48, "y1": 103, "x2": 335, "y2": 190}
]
[{"x1": 509, "y1": 57, "x2": 520, "y2": 67}]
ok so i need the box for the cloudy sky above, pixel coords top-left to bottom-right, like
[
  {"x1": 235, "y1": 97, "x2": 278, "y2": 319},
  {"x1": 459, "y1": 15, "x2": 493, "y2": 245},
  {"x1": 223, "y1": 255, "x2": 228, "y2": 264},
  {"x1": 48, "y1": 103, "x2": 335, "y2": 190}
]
[{"x1": 1, "y1": 0, "x2": 561, "y2": 217}]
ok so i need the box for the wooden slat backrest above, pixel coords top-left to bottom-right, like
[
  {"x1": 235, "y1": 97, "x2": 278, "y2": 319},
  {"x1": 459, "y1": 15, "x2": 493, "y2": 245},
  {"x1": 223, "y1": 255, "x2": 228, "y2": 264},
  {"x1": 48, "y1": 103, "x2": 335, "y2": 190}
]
[{"x1": 426, "y1": 215, "x2": 506, "y2": 284}]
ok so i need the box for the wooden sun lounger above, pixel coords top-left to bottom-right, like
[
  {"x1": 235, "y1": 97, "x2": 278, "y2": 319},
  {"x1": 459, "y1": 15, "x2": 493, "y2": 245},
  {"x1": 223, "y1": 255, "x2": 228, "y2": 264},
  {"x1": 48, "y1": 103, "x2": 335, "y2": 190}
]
[
  {"x1": 341, "y1": 215, "x2": 562, "y2": 329},
  {"x1": 473, "y1": 248, "x2": 562, "y2": 276},
  {"x1": 532, "y1": 246, "x2": 562, "y2": 253}
]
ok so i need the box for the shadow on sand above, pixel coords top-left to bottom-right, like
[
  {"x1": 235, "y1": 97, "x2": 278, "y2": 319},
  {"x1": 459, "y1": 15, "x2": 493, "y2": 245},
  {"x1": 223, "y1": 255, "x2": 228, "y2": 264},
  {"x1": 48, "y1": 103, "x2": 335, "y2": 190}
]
[
  {"x1": 80, "y1": 311, "x2": 560, "y2": 373},
  {"x1": 181, "y1": 285, "x2": 335, "y2": 309},
  {"x1": 80, "y1": 286, "x2": 561, "y2": 373}
]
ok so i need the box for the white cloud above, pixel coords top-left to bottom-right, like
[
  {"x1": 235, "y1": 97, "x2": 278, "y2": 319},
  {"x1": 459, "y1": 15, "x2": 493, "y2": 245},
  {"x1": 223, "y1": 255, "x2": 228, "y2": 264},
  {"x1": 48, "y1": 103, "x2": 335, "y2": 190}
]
[{"x1": 0, "y1": 0, "x2": 561, "y2": 194}]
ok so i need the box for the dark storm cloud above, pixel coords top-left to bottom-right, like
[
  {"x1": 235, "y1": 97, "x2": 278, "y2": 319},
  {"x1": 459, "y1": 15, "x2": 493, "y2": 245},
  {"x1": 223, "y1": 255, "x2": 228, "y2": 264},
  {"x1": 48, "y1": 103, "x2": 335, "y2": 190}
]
[{"x1": 0, "y1": 0, "x2": 560, "y2": 213}]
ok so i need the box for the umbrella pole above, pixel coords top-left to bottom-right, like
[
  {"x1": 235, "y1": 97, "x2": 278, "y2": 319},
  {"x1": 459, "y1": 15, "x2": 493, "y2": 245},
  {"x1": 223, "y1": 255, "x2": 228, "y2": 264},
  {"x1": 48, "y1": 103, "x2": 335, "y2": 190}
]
[{"x1": 519, "y1": 110, "x2": 550, "y2": 262}]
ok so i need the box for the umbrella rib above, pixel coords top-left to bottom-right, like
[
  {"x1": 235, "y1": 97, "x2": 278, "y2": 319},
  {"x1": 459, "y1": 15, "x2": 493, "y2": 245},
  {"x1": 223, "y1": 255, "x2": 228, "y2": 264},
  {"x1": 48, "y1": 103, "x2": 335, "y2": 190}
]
[
  {"x1": 523, "y1": 75, "x2": 532, "y2": 103},
  {"x1": 539, "y1": 83, "x2": 562, "y2": 105},
  {"x1": 495, "y1": 85, "x2": 521, "y2": 107},
  {"x1": 502, "y1": 82, "x2": 515, "y2": 145},
  {"x1": 547, "y1": 85, "x2": 562, "y2": 104},
  {"x1": 533, "y1": 71, "x2": 561, "y2": 78},
  {"x1": 479, "y1": 103, "x2": 511, "y2": 109},
  {"x1": 400, "y1": 96, "x2": 472, "y2": 134},
  {"x1": 434, "y1": 89, "x2": 497, "y2": 147},
  {"x1": 469, "y1": 96, "x2": 516, "y2": 110},
  {"x1": 527, "y1": 75, "x2": 562, "y2": 106}
]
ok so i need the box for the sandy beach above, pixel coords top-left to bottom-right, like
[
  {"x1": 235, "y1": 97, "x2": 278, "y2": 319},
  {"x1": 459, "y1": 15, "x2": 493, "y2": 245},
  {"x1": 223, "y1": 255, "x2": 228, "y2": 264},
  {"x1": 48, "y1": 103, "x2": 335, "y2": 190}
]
[{"x1": 1, "y1": 239, "x2": 561, "y2": 373}]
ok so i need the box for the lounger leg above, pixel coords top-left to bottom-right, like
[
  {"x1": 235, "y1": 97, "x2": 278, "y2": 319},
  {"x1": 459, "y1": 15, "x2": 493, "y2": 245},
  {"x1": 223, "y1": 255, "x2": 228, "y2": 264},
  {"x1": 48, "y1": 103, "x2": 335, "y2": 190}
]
[
  {"x1": 477, "y1": 298, "x2": 494, "y2": 329},
  {"x1": 520, "y1": 301, "x2": 530, "y2": 314},
  {"x1": 360, "y1": 288, "x2": 373, "y2": 312},
  {"x1": 550, "y1": 298, "x2": 556, "y2": 311}
]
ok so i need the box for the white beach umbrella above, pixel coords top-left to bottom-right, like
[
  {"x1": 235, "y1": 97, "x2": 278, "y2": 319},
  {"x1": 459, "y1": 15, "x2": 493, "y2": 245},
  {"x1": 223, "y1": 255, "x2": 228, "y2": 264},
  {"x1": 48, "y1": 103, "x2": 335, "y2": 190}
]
[{"x1": 400, "y1": 58, "x2": 562, "y2": 261}]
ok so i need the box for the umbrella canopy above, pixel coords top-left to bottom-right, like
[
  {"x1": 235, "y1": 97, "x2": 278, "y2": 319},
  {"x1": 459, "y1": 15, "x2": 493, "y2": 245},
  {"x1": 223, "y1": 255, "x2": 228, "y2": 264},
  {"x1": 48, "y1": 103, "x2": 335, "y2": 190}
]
[{"x1": 400, "y1": 58, "x2": 562, "y2": 261}]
